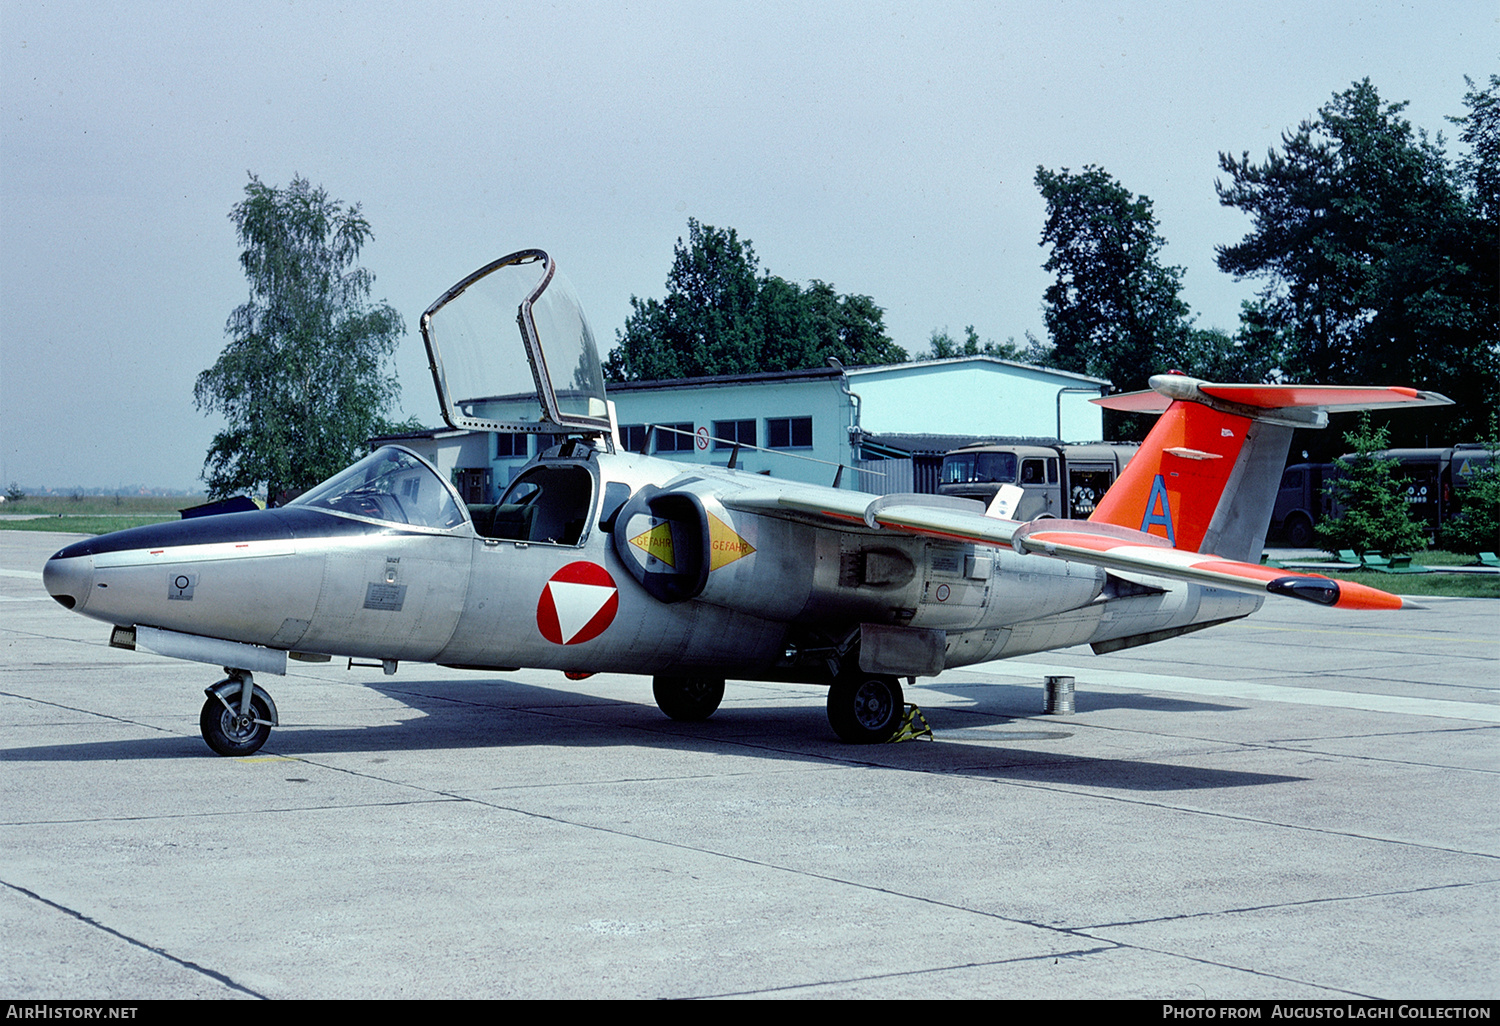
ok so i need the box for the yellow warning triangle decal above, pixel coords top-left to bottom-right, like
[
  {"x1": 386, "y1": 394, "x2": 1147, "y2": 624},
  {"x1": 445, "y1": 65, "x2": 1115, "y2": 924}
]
[
  {"x1": 708, "y1": 513, "x2": 756, "y2": 571},
  {"x1": 629, "y1": 521, "x2": 676, "y2": 569}
]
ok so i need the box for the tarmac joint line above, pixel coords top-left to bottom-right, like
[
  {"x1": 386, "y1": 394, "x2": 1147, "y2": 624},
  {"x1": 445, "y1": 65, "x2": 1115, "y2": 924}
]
[{"x1": 0, "y1": 878, "x2": 268, "y2": 999}]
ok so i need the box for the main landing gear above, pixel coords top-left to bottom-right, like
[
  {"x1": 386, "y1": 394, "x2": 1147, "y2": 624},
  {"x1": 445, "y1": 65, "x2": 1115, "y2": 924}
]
[
  {"x1": 652, "y1": 675, "x2": 725, "y2": 721},
  {"x1": 826, "y1": 671, "x2": 904, "y2": 744},
  {"x1": 199, "y1": 670, "x2": 279, "y2": 756},
  {"x1": 651, "y1": 671, "x2": 907, "y2": 743}
]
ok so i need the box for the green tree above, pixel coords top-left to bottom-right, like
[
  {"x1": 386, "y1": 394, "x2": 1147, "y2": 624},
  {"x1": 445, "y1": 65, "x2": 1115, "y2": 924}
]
[
  {"x1": 1446, "y1": 75, "x2": 1500, "y2": 437},
  {"x1": 1163, "y1": 306, "x2": 1284, "y2": 384},
  {"x1": 1317, "y1": 413, "x2": 1428, "y2": 556},
  {"x1": 195, "y1": 175, "x2": 407, "y2": 501},
  {"x1": 603, "y1": 219, "x2": 905, "y2": 381},
  {"x1": 1452, "y1": 75, "x2": 1500, "y2": 225},
  {"x1": 1035, "y1": 165, "x2": 1194, "y2": 436},
  {"x1": 920, "y1": 324, "x2": 1043, "y2": 362},
  {"x1": 1216, "y1": 78, "x2": 1494, "y2": 437},
  {"x1": 794, "y1": 281, "x2": 908, "y2": 369}
]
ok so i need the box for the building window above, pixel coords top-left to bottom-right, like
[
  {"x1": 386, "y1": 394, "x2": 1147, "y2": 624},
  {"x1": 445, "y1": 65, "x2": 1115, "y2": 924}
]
[
  {"x1": 766, "y1": 416, "x2": 812, "y2": 449},
  {"x1": 619, "y1": 424, "x2": 650, "y2": 452},
  {"x1": 712, "y1": 419, "x2": 756, "y2": 450},
  {"x1": 655, "y1": 423, "x2": 696, "y2": 453},
  {"x1": 495, "y1": 433, "x2": 528, "y2": 459}
]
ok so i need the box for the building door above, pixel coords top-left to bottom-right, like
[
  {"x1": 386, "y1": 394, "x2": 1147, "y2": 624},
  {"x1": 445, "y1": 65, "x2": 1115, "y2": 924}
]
[{"x1": 454, "y1": 467, "x2": 492, "y2": 504}]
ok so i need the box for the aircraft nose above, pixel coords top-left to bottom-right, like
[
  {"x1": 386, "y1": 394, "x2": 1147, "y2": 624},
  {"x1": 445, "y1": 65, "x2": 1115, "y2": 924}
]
[{"x1": 43, "y1": 552, "x2": 93, "y2": 610}]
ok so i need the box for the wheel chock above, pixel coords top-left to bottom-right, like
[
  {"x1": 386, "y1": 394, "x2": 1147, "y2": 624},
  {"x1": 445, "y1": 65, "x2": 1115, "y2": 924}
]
[{"x1": 887, "y1": 704, "x2": 933, "y2": 742}]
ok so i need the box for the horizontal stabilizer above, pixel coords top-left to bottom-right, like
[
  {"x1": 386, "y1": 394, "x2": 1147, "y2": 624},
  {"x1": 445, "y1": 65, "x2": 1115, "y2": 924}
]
[{"x1": 1095, "y1": 376, "x2": 1452, "y2": 428}]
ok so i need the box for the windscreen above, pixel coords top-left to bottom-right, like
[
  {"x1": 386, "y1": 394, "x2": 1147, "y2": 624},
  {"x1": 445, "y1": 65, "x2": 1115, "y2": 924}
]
[
  {"x1": 942, "y1": 451, "x2": 1019, "y2": 485},
  {"x1": 422, "y1": 250, "x2": 610, "y2": 434},
  {"x1": 290, "y1": 447, "x2": 465, "y2": 530}
]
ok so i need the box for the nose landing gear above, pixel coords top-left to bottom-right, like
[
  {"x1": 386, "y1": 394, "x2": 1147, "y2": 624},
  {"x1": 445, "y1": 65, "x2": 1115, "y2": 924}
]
[{"x1": 200, "y1": 670, "x2": 279, "y2": 756}]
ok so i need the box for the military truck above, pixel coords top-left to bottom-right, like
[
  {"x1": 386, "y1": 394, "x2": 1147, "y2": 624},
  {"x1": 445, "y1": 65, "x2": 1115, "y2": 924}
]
[{"x1": 937, "y1": 439, "x2": 1138, "y2": 521}]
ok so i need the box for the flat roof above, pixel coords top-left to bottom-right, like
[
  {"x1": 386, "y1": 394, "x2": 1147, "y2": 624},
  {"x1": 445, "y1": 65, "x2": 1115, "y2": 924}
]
[
  {"x1": 845, "y1": 355, "x2": 1110, "y2": 386},
  {"x1": 859, "y1": 432, "x2": 1052, "y2": 456},
  {"x1": 604, "y1": 356, "x2": 1111, "y2": 393},
  {"x1": 604, "y1": 366, "x2": 841, "y2": 392}
]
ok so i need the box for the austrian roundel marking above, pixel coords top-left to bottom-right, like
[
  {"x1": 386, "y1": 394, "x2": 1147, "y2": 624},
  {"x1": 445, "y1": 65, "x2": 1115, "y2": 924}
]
[{"x1": 537, "y1": 562, "x2": 619, "y2": 646}]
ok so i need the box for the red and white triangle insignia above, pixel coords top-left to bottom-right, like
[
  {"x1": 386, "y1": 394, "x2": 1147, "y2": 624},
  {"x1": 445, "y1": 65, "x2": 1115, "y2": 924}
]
[{"x1": 536, "y1": 562, "x2": 619, "y2": 645}]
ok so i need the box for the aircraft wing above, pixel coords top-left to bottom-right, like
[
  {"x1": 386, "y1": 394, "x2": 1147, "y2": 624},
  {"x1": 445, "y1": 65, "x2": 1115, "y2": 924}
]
[
  {"x1": 721, "y1": 486, "x2": 1409, "y2": 611},
  {"x1": 728, "y1": 488, "x2": 1022, "y2": 546},
  {"x1": 720, "y1": 373, "x2": 1446, "y2": 614},
  {"x1": 1008, "y1": 520, "x2": 1405, "y2": 610}
]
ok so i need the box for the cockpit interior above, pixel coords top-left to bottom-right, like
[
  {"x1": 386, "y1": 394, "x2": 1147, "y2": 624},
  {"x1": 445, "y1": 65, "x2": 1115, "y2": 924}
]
[{"x1": 468, "y1": 463, "x2": 595, "y2": 545}]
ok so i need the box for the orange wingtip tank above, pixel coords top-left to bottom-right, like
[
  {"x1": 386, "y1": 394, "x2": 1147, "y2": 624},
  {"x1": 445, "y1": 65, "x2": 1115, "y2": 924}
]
[
  {"x1": 1330, "y1": 578, "x2": 1411, "y2": 611},
  {"x1": 1267, "y1": 574, "x2": 1408, "y2": 611}
]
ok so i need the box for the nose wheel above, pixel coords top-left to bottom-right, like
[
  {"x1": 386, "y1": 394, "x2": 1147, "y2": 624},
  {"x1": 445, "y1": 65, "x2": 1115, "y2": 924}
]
[{"x1": 200, "y1": 672, "x2": 277, "y2": 756}]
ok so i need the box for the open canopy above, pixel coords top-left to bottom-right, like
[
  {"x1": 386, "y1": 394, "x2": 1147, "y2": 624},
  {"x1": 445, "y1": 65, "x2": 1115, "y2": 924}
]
[{"x1": 420, "y1": 249, "x2": 610, "y2": 436}]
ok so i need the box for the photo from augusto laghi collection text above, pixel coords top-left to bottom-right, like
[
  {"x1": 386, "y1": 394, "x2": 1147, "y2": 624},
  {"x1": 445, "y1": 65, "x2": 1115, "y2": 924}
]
[{"x1": 1161, "y1": 1006, "x2": 1494, "y2": 1020}]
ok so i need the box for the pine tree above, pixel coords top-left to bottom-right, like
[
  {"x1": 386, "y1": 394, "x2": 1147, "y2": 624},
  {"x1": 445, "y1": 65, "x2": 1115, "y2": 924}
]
[{"x1": 1317, "y1": 414, "x2": 1428, "y2": 556}]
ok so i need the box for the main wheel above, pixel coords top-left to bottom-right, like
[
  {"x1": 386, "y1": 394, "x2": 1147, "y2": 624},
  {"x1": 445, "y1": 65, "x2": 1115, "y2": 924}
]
[
  {"x1": 652, "y1": 675, "x2": 725, "y2": 721},
  {"x1": 827, "y1": 673, "x2": 904, "y2": 744},
  {"x1": 200, "y1": 689, "x2": 272, "y2": 756}
]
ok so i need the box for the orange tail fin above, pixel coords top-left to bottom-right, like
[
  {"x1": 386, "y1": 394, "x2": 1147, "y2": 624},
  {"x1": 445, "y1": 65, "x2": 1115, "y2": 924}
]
[{"x1": 1087, "y1": 375, "x2": 1452, "y2": 561}]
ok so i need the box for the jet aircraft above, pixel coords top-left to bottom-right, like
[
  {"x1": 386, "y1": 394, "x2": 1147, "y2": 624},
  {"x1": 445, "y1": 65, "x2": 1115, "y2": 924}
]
[{"x1": 43, "y1": 250, "x2": 1452, "y2": 755}]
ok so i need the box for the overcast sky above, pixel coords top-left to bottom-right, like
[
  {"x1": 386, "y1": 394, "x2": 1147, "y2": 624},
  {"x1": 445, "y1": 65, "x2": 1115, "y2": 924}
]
[{"x1": 2, "y1": 1, "x2": 1494, "y2": 490}]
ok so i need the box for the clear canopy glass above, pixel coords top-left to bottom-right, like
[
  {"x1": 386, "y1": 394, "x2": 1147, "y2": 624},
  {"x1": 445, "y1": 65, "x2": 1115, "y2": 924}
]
[
  {"x1": 290, "y1": 447, "x2": 465, "y2": 530},
  {"x1": 421, "y1": 250, "x2": 610, "y2": 435}
]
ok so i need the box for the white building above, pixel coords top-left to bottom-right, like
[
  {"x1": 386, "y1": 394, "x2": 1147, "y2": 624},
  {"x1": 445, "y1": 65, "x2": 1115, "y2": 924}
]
[{"x1": 379, "y1": 357, "x2": 1110, "y2": 503}]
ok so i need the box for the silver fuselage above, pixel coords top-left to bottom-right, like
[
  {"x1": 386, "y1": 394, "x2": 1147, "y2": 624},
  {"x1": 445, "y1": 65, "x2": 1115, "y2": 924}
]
[{"x1": 44, "y1": 445, "x2": 1260, "y2": 684}]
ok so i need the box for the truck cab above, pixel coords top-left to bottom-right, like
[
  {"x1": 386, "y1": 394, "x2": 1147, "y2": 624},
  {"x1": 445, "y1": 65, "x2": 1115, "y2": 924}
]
[{"x1": 938, "y1": 440, "x2": 1136, "y2": 520}]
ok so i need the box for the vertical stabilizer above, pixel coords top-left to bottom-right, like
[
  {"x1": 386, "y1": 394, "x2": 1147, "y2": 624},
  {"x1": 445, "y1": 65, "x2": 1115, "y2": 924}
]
[{"x1": 1086, "y1": 375, "x2": 1452, "y2": 562}]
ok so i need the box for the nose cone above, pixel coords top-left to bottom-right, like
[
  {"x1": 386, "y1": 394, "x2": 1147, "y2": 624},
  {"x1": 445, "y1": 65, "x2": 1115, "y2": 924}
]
[{"x1": 43, "y1": 551, "x2": 94, "y2": 611}]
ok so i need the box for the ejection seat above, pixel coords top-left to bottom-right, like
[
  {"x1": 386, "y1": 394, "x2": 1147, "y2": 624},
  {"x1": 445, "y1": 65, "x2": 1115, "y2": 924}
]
[
  {"x1": 470, "y1": 464, "x2": 593, "y2": 546},
  {"x1": 467, "y1": 501, "x2": 538, "y2": 541}
]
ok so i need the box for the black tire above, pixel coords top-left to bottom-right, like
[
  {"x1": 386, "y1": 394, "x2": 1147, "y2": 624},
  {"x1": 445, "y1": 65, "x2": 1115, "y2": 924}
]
[
  {"x1": 200, "y1": 690, "x2": 272, "y2": 756},
  {"x1": 827, "y1": 673, "x2": 904, "y2": 744},
  {"x1": 1284, "y1": 513, "x2": 1314, "y2": 547},
  {"x1": 652, "y1": 676, "x2": 725, "y2": 721}
]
